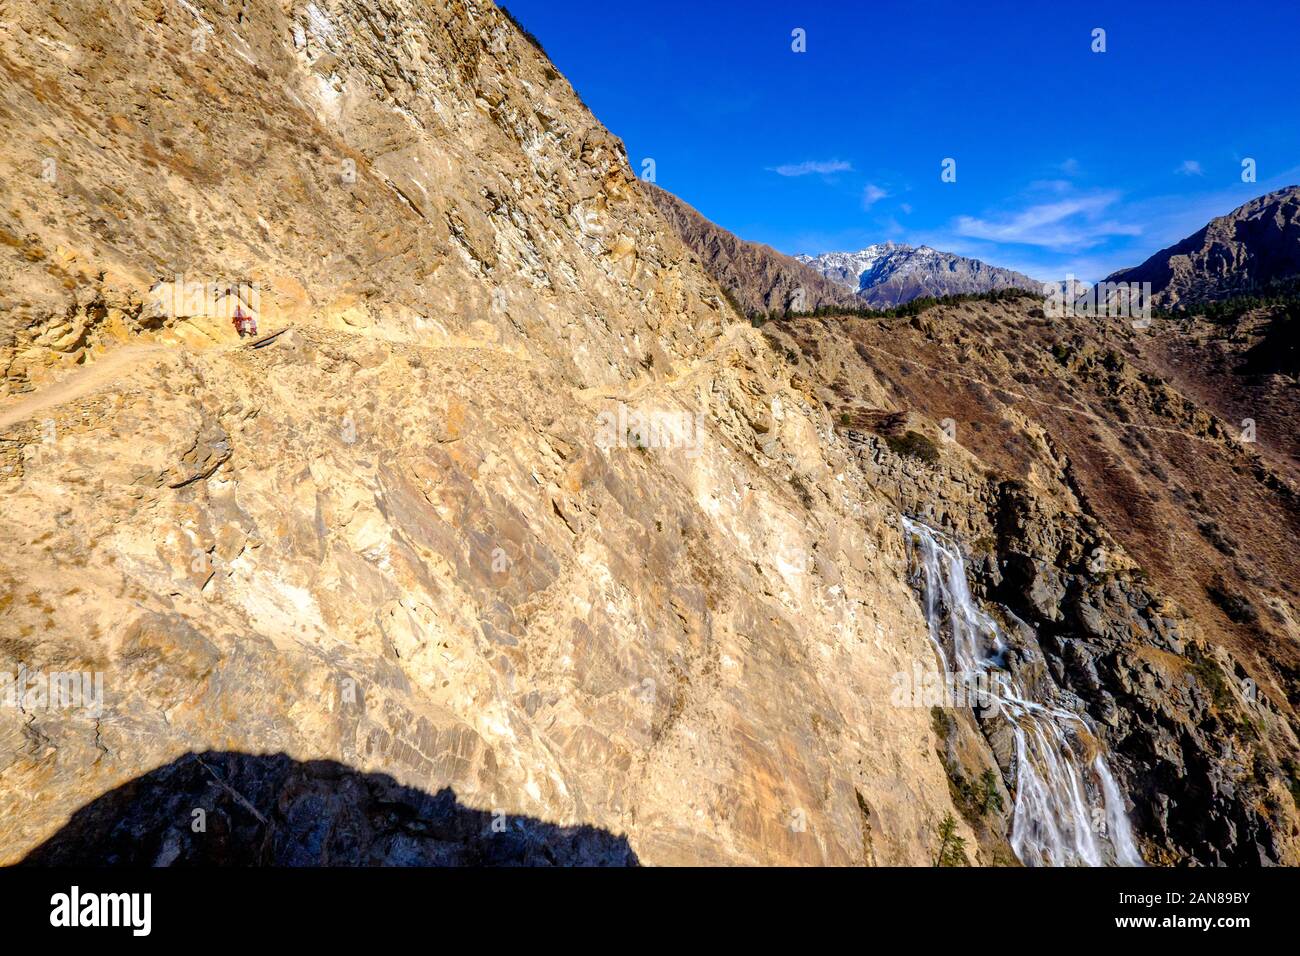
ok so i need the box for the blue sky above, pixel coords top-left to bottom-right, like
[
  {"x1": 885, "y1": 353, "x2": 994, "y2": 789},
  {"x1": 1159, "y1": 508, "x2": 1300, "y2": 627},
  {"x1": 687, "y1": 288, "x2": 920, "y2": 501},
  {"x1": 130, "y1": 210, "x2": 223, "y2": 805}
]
[{"x1": 504, "y1": 0, "x2": 1300, "y2": 282}]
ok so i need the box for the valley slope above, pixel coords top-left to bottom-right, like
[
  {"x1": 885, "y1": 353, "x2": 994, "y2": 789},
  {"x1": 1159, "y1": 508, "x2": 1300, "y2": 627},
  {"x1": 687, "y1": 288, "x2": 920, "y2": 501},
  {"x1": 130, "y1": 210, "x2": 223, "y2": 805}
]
[{"x1": 641, "y1": 182, "x2": 861, "y2": 317}]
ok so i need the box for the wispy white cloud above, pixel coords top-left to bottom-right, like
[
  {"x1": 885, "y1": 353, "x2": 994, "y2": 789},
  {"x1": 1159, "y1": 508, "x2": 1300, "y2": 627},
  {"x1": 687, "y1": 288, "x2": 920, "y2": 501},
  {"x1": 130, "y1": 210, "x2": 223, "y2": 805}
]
[
  {"x1": 775, "y1": 165, "x2": 1300, "y2": 284},
  {"x1": 1027, "y1": 179, "x2": 1073, "y2": 194},
  {"x1": 953, "y1": 192, "x2": 1141, "y2": 251},
  {"x1": 1059, "y1": 158, "x2": 1081, "y2": 176},
  {"x1": 878, "y1": 216, "x2": 906, "y2": 237},
  {"x1": 918, "y1": 178, "x2": 1291, "y2": 282},
  {"x1": 767, "y1": 159, "x2": 853, "y2": 177},
  {"x1": 1175, "y1": 159, "x2": 1204, "y2": 176},
  {"x1": 862, "y1": 183, "x2": 889, "y2": 208},
  {"x1": 904, "y1": 228, "x2": 1113, "y2": 285}
]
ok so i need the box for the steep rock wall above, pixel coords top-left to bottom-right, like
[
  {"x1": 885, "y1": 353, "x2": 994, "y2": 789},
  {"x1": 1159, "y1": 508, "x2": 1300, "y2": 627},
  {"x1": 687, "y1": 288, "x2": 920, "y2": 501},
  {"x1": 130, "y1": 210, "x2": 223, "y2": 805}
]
[{"x1": 0, "y1": 0, "x2": 974, "y2": 864}]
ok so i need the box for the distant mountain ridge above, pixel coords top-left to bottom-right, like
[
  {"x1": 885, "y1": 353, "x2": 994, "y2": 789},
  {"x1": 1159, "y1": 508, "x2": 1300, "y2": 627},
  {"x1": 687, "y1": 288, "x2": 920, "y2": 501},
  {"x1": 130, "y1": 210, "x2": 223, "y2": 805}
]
[
  {"x1": 649, "y1": 183, "x2": 1300, "y2": 316},
  {"x1": 641, "y1": 182, "x2": 862, "y2": 316},
  {"x1": 796, "y1": 244, "x2": 1042, "y2": 307},
  {"x1": 1107, "y1": 186, "x2": 1300, "y2": 307}
]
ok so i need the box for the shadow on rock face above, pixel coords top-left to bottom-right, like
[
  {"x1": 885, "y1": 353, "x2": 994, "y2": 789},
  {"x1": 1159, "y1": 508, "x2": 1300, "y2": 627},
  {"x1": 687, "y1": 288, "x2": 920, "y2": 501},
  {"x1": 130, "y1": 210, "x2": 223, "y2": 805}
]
[{"x1": 20, "y1": 751, "x2": 639, "y2": 867}]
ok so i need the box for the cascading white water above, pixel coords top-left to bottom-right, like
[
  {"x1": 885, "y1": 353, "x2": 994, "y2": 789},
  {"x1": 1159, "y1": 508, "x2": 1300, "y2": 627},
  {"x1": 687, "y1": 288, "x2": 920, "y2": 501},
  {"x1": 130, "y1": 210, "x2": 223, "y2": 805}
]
[{"x1": 902, "y1": 517, "x2": 1143, "y2": 867}]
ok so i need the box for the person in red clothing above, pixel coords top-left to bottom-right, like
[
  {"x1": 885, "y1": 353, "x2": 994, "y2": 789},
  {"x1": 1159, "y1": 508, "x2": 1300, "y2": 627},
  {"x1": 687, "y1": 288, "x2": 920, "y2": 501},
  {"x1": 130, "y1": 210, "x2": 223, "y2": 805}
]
[{"x1": 231, "y1": 305, "x2": 257, "y2": 338}]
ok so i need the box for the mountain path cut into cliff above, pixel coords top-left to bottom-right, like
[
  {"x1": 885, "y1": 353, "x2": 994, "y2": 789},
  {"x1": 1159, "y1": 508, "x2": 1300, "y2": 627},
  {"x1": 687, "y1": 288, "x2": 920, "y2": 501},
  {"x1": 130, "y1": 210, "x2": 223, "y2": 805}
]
[{"x1": 0, "y1": 344, "x2": 169, "y2": 433}]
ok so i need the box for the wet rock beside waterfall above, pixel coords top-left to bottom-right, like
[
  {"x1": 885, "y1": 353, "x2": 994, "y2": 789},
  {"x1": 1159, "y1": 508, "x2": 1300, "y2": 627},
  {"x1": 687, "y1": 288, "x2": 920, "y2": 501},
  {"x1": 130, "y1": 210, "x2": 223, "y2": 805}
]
[{"x1": 1001, "y1": 553, "x2": 1066, "y2": 622}]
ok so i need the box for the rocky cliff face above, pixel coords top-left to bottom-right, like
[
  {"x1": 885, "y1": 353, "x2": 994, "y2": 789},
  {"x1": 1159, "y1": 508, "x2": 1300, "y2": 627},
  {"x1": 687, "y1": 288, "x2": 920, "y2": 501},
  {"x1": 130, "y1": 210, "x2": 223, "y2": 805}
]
[
  {"x1": 796, "y1": 245, "x2": 1041, "y2": 307},
  {"x1": 641, "y1": 183, "x2": 861, "y2": 317},
  {"x1": 0, "y1": 0, "x2": 981, "y2": 865},
  {"x1": 1107, "y1": 187, "x2": 1300, "y2": 307}
]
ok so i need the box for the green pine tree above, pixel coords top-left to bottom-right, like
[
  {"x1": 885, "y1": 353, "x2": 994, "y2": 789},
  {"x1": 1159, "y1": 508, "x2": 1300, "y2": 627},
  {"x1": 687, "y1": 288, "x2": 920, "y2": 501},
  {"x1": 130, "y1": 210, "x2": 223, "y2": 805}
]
[
  {"x1": 933, "y1": 812, "x2": 970, "y2": 867},
  {"x1": 979, "y1": 768, "x2": 1004, "y2": 816}
]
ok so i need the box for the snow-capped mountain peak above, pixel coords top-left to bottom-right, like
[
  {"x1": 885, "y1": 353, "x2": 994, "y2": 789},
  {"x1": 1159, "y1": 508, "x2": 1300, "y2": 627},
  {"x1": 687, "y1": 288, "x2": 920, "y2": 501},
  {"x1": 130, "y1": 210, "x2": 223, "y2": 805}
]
[{"x1": 795, "y1": 244, "x2": 1041, "y2": 307}]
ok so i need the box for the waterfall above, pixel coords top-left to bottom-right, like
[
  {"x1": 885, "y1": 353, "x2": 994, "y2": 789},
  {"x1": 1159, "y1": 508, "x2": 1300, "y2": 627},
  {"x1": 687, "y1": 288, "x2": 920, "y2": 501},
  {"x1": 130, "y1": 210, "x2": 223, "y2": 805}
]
[{"x1": 901, "y1": 517, "x2": 1143, "y2": 867}]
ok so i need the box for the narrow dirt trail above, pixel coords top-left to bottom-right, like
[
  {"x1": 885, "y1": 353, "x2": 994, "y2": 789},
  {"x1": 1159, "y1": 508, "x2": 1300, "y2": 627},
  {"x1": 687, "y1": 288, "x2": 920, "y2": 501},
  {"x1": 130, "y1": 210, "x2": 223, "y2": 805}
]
[
  {"x1": 0, "y1": 319, "x2": 518, "y2": 436},
  {"x1": 0, "y1": 344, "x2": 170, "y2": 432}
]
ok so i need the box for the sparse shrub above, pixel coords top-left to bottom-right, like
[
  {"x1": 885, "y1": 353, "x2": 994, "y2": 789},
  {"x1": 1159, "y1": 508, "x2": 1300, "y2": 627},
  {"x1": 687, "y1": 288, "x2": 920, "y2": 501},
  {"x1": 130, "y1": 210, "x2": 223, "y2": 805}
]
[
  {"x1": 979, "y1": 768, "x2": 1004, "y2": 816},
  {"x1": 1196, "y1": 519, "x2": 1237, "y2": 557},
  {"x1": 1206, "y1": 576, "x2": 1258, "y2": 626},
  {"x1": 788, "y1": 473, "x2": 814, "y2": 509},
  {"x1": 930, "y1": 706, "x2": 950, "y2": 742},
  {"x1": 1282, "y1": 758, "x2": 1300, "y2": 808},
  {"x1": 886, "y1": 430, "x2": 940, "y2": 464},
  {"x1": 499, "y1": 6, "x2": 547, "y2": 55},
  {"x1": 719, "y1": 287, "x2": 748, "y2": 323},
  {"x1": 1191, "y1": 652, "x2": 1235, "y2": 710}
]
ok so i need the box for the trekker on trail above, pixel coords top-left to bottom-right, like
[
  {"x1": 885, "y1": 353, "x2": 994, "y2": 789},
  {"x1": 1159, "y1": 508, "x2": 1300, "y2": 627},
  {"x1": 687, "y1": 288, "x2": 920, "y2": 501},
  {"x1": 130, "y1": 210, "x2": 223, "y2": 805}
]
[{"x1": 232, "y1": 305, "x2": 257, "y2": 338}]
